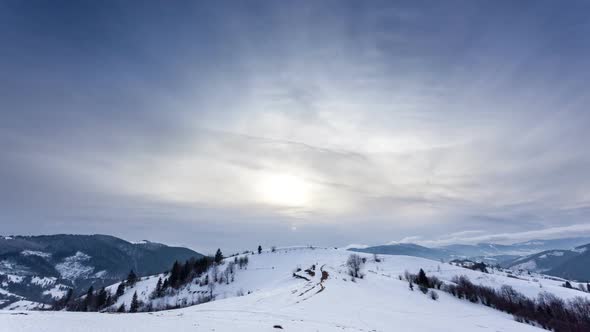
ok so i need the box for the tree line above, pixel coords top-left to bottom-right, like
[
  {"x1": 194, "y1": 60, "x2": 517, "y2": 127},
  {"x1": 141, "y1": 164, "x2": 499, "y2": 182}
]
[{"x1": 403, "y1": 269, "x2": 590, "y2": 332}]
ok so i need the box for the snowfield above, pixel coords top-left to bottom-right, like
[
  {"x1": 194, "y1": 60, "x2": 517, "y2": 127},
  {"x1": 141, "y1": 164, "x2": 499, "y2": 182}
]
[{"x1": 2, "y1": 247, "x2": 588, "y2": 331}]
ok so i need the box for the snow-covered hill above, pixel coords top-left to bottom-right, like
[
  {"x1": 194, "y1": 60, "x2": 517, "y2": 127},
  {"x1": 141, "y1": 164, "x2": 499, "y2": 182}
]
[{"x1": 3, "y1": 247, "x2": 590, "y2": 331}]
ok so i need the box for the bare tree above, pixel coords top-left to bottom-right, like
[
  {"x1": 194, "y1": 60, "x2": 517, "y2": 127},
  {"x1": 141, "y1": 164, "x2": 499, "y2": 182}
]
[
  {"x1": 211, "y1": 264, "x2": 219, "y2": 283},
  {"x1": 347, "y1": 254, "x2": 364, "y2": 280},
  {"x1": 207, "y1": 281, "x2": 215, "y2": 299}
]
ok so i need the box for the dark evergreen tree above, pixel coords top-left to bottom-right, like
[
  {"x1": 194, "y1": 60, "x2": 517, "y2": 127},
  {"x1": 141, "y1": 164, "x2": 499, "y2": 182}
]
[
  {"x1": 95, "y1": 287, "x2": 108, "y2": 309},
  {"x1": 162, "y1": 278, "x2": 169, "y2": 289},
  {"x1": 417, "y1": 268, "x2": 429, "y2": 287},
  {"x1": 258, "y1": 245, "x2": 262, "y2": 254},
  {"x1": 117, "y1": 303, "x2": 126, "y2": 313},
  {"x1": 155, "y1": 277, "x2": 162, "y2": 293},
  {"x1": 127, "y1": 270, "x2": 138, "y2": 286},
  {"x1": 169, "y1": 260, "x2": 182, "y2": 287},
  {"x1": 181, "y1": 260, "x2": 191, "y2": 282},
  {"x1": 85, "y1": 286, "x2": 95, "y2": 311},
  {"x1": 153, "y1": 277, "x2": 163, "y2": 298},
  {"x1": 215, "y1": 248, "x2": 224, "y2": 264},
  {"x1": 130, "y1": 291, "x2": 140, "y2": 313},
  {"x1": 116, "y1": 282, "x2": 125, "y2": 297}
]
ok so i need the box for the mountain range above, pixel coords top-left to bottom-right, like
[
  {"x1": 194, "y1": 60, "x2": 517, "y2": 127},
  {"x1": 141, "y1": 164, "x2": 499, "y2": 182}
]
[
  {"x1": 0, "y1": 234, "x2": 201, "y2": 309},
  {"x1": 349, "y1": 237, "x2": 590, "y2": 281},
  {"x1": 506, "y1": 243, "x2": 590, "y2": 281}
]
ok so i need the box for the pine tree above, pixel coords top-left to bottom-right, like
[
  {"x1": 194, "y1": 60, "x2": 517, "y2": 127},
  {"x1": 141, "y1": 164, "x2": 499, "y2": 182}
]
[
  {"x1": 215, "y1": 248, "x2": 224, "y2": 264},
  {"x1": 181, "y1": 260, "x2": 191, "y2": 282},
  {"x1": 162, "y1": 278, "x2": 169, "y2": 289},
  {"x1": 130, "y1": 291, "x2": 140, "y2": 313},
  {"x1": 169, "y1": 261, "x2": 182, "y2": 287},
  {"x1": 116, "y1": 282, "x2": 125, "y2": 297},
  {"x1": 85, "y1": 286, "x2": 95, "y2": 311},
  {"x1": 95, "y1": 287, "x2": 108, "y2": 309},
  {"x1": 258, "y1": 245, "x2": 262, "y2": 254},
  {"x1": 417, "y1": 269, "x2": 429, "y2": 287},
  {"x1": 117, "y1": 303, "x2": 126, "y2": 313},
  {"x1": 155, "y1": 277, "x2": 162, "y2": 293},
  {"x1": 153, "y1": 277, "x2": 163, "y2": 298},
  {"x1": 127, "y1": 270, "x2": 138, "y2": 286}
]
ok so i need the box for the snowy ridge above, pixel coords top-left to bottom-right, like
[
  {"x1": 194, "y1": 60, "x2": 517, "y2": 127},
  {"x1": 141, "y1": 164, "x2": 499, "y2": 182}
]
[{"x1": 21, "y1": 251, "x2": 52, "y2": 258}]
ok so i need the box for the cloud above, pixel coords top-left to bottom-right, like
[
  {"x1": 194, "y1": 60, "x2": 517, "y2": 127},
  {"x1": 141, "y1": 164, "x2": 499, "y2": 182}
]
[
  {"x1": 388, "y1": 236, "x2": 423, "y2": 245},
  {"x1": 407, "y1": 224, "x2": 590, "y2": 247},
  {"x1": 2, "y1": 1, "x2": 590, "y2": 251}
]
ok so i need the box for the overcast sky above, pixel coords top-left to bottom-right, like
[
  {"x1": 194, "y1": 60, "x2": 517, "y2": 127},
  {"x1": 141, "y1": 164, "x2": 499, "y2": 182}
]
[{"x1": 2, "y1": 1, "x2": 590, "y2": 253}]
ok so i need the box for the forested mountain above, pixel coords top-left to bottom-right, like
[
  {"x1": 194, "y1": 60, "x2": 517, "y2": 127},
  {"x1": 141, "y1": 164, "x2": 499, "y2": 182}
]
[{"x1": 0, "y1": 234, "x2": 201, "y2": 308}]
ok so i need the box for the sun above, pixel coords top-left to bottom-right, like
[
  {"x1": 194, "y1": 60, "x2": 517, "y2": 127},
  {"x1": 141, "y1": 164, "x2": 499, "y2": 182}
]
[{"x1": 257, "y1": 173, "x2": 310, "y2": 207}]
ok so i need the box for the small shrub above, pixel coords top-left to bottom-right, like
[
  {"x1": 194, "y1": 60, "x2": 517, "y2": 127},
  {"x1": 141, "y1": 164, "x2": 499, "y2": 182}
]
[{"x1": 429, "y1": 290, "x2": 439, "y2": 301}]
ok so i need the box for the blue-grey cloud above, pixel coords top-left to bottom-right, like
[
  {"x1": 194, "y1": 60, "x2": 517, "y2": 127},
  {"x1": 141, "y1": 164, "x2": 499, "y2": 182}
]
[{"x1": 1, "y1": 1, "x2": 590, "y2": 252}]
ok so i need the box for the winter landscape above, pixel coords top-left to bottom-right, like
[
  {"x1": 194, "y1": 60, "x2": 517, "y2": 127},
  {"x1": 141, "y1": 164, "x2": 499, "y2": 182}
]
[{"x1": 3, "y1": 1, "x2": 590, "y2": 331}]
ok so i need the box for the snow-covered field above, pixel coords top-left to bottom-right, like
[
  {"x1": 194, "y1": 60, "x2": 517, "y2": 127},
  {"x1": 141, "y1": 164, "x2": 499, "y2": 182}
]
[{"x1": 2, "y1": 247, "x2": 587, "y2": 332}]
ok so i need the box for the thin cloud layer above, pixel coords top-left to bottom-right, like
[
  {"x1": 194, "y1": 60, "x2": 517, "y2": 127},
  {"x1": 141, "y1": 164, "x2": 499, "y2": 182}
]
[{"x1": 1, "y1": 2, "x2": 590, "y2": 251}]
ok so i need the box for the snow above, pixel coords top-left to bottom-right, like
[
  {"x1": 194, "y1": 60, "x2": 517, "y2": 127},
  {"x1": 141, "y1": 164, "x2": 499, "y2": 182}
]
[
  {"x1": 2, "y1": 247, "x2": 587, "y2": 331},
  {"x1": 342, "y1": 243, "x2": 369, "y2": 249},
  {"x1": 20, "y1": 250, "x2": 52, "y2": 258},
  {"x1": 6, "y1": 275, "x2": 24, "y2": 284},
  {"x1": 42, "y1": 285, "x2": 70, "y2": 300},
  {"x1": 573, "y1": 247, "x2": 587, "y2": 253},
  {"x1": 55, "y1": 251, "x2": 94, "y2": 280},
  {"x1": 2, "y1": 300, "x2": 49, "y2": 311},
  {"x1": 30, "y1": 277, "x2": 56, "y2": 287},
  {"x1": 511, "y1": 260, "x2": 538, "y2": 271}
]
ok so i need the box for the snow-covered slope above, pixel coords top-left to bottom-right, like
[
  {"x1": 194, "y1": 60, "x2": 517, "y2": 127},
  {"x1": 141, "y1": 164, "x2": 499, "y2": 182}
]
[{"x1": 4, "y1": 247, "x2": 589, "y2": 331}]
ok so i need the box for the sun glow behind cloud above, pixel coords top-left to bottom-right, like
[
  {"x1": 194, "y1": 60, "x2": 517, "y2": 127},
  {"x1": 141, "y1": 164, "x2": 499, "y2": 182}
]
[{"x1": 256, "y1": 173, "x2": 311, "y2": 207}]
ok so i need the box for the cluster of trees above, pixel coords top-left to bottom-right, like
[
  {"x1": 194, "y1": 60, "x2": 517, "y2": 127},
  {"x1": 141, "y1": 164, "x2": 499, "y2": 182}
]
[
  {"x1": 149, "y1": 249, "x2": 249, "y2": 300},
  {"x1": 405, "y1": 268, "x2": 590, "y2": 332},
  {"x1": 166, "y1": 256, "x2": 215, "y2": 289},
  {"x1": 404, "y1": 269, "x2": 441, "y2": 300},
  {"x1": 447, "y1": 275, "x2": 590, "y2": 331},
  {"x1": 53, "y1": 270, "x2": 139, "y2": 312}
]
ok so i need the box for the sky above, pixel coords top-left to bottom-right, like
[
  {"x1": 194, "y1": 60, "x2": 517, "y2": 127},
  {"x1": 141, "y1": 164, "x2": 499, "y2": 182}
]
[{"x1": 1, "y1": 1, "x2": 590, "y2": 253}]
